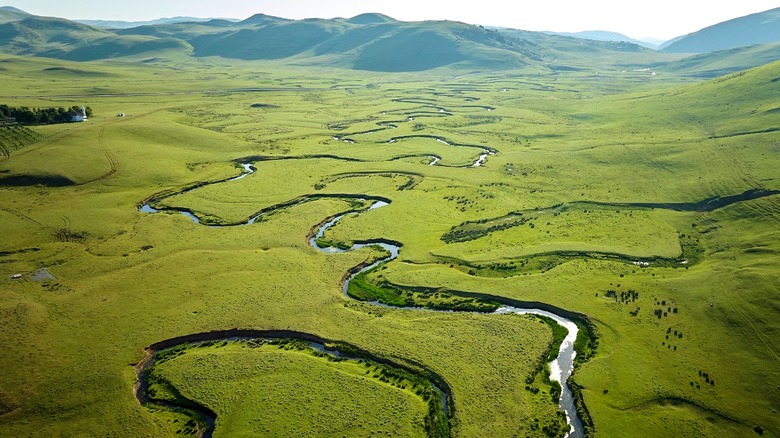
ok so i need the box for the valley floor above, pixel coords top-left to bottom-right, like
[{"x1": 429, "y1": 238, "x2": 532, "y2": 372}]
[{"x1": 0, "y1": 57, "x2": 778, "y2": 437}]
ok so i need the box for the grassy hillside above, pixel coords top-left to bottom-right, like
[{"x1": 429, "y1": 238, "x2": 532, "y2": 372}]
[
  {"x1": 0, "y1": 6, "x2": 29, "y2": 23},
  {"x1": 658, "y1": 42, "x2": 780, "y2": 78},
  {"x1": 663, "y1": 7, "x2": 780, "y2": 53},
  {"x1": 0, "y1": 17, "x2": 112, "y2": 55}
]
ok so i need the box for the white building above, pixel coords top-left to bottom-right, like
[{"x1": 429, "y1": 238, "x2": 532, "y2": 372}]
[{"x1": 71, "y1": 105, "x2": 88, "y2": 122}]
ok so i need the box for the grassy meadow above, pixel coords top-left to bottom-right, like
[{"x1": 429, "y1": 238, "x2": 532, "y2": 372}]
[
  {"x1": 147, "y1": 340, "x2": 436, "y2": 437},
  {"x1": 0, "y1": 54, "x2": 778, "y2": 437}
]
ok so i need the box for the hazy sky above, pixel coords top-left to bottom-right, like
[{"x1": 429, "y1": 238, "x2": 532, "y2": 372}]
[{"x1": 6, "y1": 1, "x2": 780, "y2": 40}]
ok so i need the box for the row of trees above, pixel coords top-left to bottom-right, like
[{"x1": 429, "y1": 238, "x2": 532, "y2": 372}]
[{"x1": 0, "y1": 104, "x2": 93, "y2": 125}]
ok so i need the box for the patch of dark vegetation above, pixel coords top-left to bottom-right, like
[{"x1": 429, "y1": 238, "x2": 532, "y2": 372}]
[
  {"x1": 313, "y1": 237, "x2": 352, "y2": 251},
  {"x1": 315, "y1": 171, "x2": 422, "y2": 192},
  {"x1": 435, "y1": 243, "x2": 697, "y2": 278},
  {"x1": 333, "y1": 127, "x2": 386, "y2": 137},
  {"x1": 710, "y1": 127, "x2": 780, "y2": 139},
  {"x1": 42, "y1": 66, "x2": 110, "y2": 77},
  {"x1": 569, "y1": 381, "x2": 596, "y2": 437},
  {"x1": 348, "y1": 268, "x2": 500, "y2": 312},
  {"x1": 525, "y1": 411, "x2": 569, "y2": 437},
  {"x1": 234, "y1": 154, "x2": 364, "y2": 164},
  {"x1": 249, "y1": 103, "x2": 279, "y2": 109},
  {"x1": 0, "y1": 248, "x2": 40, "y2": 257},
  {"x1": 0, "y1": 174, "x2": 76, "y2": 187},
  {"x1": 0, "y1": 104, "x2": 92, "y2": 125},
  {"x1": 581, "y1": 188, "x2": 780, "y2": 212},
  {"x1": 325, "y1": 117, "x2": 376, "y2": 131},
  {"x1": 0, "y1": 397, "x2": 18, "y2": 416},
  {"x1": 571, "y1": 318, "x2": 600, "y2": 367},
  {"x1": 441, "y1": 211, "x2": 528, "y2": 243}
]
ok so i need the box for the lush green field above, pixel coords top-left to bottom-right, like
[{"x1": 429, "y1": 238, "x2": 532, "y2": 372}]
[
  {"x1": 147, "y1": 340, "x2": 437, "y2": 437},
  {"x1": 0, "y1": 54, "x2": 778, "y2": 437}
]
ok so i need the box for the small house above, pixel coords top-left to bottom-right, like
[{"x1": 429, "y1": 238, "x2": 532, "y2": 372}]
[{"x1": 71, "y1": 106, "x2": 88, "y2": 122}]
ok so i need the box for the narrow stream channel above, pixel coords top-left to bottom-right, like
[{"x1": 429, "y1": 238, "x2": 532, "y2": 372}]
[{"x1": 309, "y1": 200, "x2": 584, "y2": 438}]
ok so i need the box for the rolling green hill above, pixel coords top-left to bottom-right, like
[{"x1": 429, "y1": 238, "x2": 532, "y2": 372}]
[
  {"x1": 658, "y1": 42, "x2": 780, "y2": 78},
  {"x1": 663, "y1": 7, "x2": 780, "y2": 53},
  {"x1": 0, "y1": 16, "x2": 113, "y2": 56}
]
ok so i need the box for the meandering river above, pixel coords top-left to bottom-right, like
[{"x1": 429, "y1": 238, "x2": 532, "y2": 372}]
[
  {"x1": 139, "y1": 163, "x2": 587, "y2": 437},
  {"x1": 308, "y1": 200, "x2": 585, "y2": 437}
]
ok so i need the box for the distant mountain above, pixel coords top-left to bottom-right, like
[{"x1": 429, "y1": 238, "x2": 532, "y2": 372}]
[
  {"x1": 236, "y1": 13, "x2": 289, "y2": 26},
  {"x1": 0, "y1": 16, "x2": 192, "y2": 61},
  {"x1": 0, "y1": 5, "x2": 30, "y2": 23},
  {"x1": 344, "y1": 13, "x2": 396, "y2": 25},
  {"x1": 0, "y1": 10, "x2": 674, "y2": 71},
  {"x1": 184, "y1": 18, "x2": 538, "y2": 71},
  {"x1": 551, "y1": 30, "x2": 659, "y2": 49},
  {"x1": 76, "y1": 17, "x2": 239, "y2": 29},
  {"x1": 663, "y1": 7, "x2": 780, "y2": 53}
]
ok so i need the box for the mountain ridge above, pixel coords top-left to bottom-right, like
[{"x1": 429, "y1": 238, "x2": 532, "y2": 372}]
[
  {"x1": 0, "y1": 10, "x2": 663, "y2": 72},
  {"x1": 0, "y1": 7, "x2": 777, "y2": 75},
  {"x1": 76, "y1": 16, "x2": 240, "y2": 29}
]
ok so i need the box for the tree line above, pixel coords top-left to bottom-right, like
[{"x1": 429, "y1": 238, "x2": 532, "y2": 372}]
[{"x1": 0, "y1": 104, "x2": 93, "y2": 125}]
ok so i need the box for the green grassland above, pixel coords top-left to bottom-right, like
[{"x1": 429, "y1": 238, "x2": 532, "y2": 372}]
[
  {"x1": 147, "y1": 340, "x2": 434, "y2": 437},
  {"x1": 0, "y1": 53, "x2": 778, "y2": 438}
]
